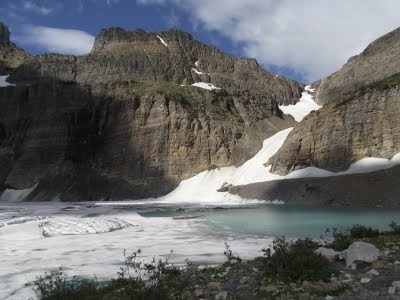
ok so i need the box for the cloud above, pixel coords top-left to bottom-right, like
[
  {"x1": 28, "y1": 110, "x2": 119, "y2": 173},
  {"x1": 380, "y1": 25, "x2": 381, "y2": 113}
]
[
  {"x1": 22, "y1": 1, "x2": 53, "y2": 15},
  {"x1": 137, "y1": 0, "x2": 400, "y2": 82},
  {"x1": 17, "y1": 25, "x2": 95, "y2": 55}
]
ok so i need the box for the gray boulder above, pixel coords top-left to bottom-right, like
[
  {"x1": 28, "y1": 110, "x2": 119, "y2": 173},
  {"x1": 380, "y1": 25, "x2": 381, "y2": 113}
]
[{"x1": 345, "y1": 242, "x2": 380, "y2": 267}]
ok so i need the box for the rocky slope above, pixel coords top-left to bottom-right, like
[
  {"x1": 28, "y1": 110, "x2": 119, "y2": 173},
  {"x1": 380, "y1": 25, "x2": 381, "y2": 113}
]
[
  {"x1": 0, "y1": 23, "x2": 303, "y2": 201},
  {"x1": 268, "y1": 27, "x2": 400, "y2": 175}
]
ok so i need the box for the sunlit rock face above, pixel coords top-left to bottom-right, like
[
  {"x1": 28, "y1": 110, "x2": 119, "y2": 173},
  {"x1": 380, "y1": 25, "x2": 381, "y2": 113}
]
[
  {"x1": 0, "y1": 23, "x2": 303, "y2": 201},
  {"x1": 269, "y1": 27, "x2": 400, "y2": 175}
]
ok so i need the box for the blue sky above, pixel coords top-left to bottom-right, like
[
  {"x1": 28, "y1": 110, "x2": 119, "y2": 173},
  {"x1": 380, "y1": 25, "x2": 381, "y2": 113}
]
[{"x1": 1, "y1": 0, "x2": 400, "y2": 83}]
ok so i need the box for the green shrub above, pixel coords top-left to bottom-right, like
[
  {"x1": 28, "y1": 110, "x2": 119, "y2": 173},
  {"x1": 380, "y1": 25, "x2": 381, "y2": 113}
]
[
  {"x1": 262, "y1": 238, "x2": 334, "y2": 283},
  {"x1": 326, "y1": 225, "x2": 381, "y2": 251}
]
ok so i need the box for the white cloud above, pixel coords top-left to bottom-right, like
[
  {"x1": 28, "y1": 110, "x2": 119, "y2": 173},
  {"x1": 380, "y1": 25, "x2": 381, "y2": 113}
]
[
  {"x1": 22, "y1": 1, "x2": 53, "y2": 15},
  {"x1": 137, "y1": 0, "x2": 400, "y2": 82},
  {"x1": 18, "y1": 25, "x2": 95, "y2": 55}
]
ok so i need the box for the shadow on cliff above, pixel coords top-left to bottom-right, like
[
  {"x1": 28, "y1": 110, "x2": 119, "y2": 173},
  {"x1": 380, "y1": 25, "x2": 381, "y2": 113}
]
[{"x1": 0, "y1": 71, "x2": 178, "y2": 201}]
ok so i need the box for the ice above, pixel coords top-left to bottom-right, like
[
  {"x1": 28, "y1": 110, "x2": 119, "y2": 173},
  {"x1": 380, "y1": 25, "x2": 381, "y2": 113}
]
[
  {"x1": 0, "y1": 185, "x2": 37, "y2": 202},
  {"x1": 0, "y1": 216, "x2": 47, "y2": 228},
  {"x1": 156, "y1": 35, "x2": 168, "y2": 47},
  {"x1": 39, "y1": 217, "x2": 133, "y2": 236},
  {"x1": 0, "y1": 75, "x2": 15, "y2": 87},
  {"x1": 192, "y1": 82, "x2": 221, "y2": 90},
  {"x1": 279, "y1": 85, "x2": 321, "y2": 122}
]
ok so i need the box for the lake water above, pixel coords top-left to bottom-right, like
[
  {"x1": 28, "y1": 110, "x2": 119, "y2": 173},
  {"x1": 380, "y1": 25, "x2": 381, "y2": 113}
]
[{"x1": 1, "y1": 201, "x2": 399, "y2": 299}]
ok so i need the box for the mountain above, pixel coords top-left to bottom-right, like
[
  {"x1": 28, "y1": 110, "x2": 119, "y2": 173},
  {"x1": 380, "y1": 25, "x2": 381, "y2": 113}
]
[
  {"x1": 0, "y1": 23, "x2": 27, "y2": 73},
  {"x1": 268, "y1": 27, "x2": 400, "y2": 175},
  {"x1": 0, "y1": 23, "x2": 302, "y2": 201}
]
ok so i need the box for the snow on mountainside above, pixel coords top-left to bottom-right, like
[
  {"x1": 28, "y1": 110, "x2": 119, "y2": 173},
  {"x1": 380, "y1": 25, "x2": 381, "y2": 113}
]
[{"x1": 0, "y1": 75, "x2": 14, "y2": 87}]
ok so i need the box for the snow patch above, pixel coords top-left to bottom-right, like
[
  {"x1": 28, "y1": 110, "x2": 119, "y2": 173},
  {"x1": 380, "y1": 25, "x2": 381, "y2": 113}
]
[
  {"x1": 0, "y1": 185, "x2": 37, "y2": 202},
  {"x1": 195, "y1": 60, "x2": 199, "y2": 67},
  {"x1": 0, "y1": 75, "x2": 15, "y2": 87},
  {"x1": 279, "y1": 85, "x2": 321, "y2": 122},
  {"x1": 0, "y1": 216, "x2": 47, "y2": 228},
  {"x1": 192, "y1": 82, "x2": 221, "y2": 90},
  {"x1": 156, "y1": 35, "x2": 168, "y2": 47},
  {"x1": 39, "y1": 217, "x2": 133, "y2": 237},
  {"x1": 192, "y1": 68, "x2": 210, "y2": 75}
]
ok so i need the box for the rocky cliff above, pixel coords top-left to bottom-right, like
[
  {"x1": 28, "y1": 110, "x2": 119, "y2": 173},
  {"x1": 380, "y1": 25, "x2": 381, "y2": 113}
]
[
  {"x1": 0, "y1": 23, "x2": 303, "y2": 201},
  {"x1": 268, "y1": 27, "x2": 400, "y2": 175},
  {"x1": 0, "y1": 23, "x2": 27, "y2": 73}
]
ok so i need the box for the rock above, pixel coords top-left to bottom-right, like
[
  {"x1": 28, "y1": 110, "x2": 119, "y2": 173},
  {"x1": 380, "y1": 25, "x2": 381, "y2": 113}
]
[
  {"x1": 239, "y1": 277, "x2": 250, "y2": 285},
  {"x1": 260, "y1": 285, "x2": 277, "y2": 293},
  {"x1": 229, "y1": 259, "x2": 239, "y2": 265},
  {"x1": 345, "y1": 242, "x2": 380, "y2": 267},
  {"x1": 367, "y1": 269, "x2": 380, "y2": 276},
  {"x1": 194, "y1": 289, "x2": 204, "y2": 297},
  {"x1": 207, "y1": 282, "x2": 220, "y2": 290},
  {"x1": 351, "y1": 263, "x2": 357, "y2": 270},
  {"x1": 388, "y1": 286, "x2": 396, "y2": 295},
  {"x1": 360, "y1": 277, "x2": 371, "y2": 284},
  {"x1": 325, "y1": 296, "x2": 334, "y2": 300},
  {"x1": 253, "y1": 267, "x2": 259, "y2": 272},
  {"x1": 301, "y1": 281, "x2": 343, "y2": 294},
  {"x1": 215, "y1": 291, "x2": 228, "y2": 300},
  {"x1": 394, "y1": 261, "x2": 400, "y2": 265},
  {"x1": 371, "y1": 260, "x2": 385, "y2": 270},
  {"x1": 315, "y1": 247, "x2": 340, "y2": 262},
  {"x1": 298, "y1": 293, "x2": 311, "y2": 300},
  {"x1": 393, "y1": 281, "x2": 400, "y2": 288}
]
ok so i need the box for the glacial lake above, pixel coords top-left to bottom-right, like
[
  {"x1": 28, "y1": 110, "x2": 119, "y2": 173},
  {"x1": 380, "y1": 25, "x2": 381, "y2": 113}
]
[{"x1": 1, "y1": 201, "x2": 400, "y2": 299}]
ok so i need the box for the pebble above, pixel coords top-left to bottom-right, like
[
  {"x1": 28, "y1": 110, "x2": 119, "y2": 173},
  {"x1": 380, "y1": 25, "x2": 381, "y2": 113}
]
[
  {"x1": 393, "y1": 281, "x2": 400, "y2": 288},
  {"x1": 215, "y1": 291, "x2": 228, "y2": 300},
  {"x1": 207, "y1": 282, "x2": 220, "y2": 290},
  {"x1": 260, "y1": 284, "x2": 277, "y2": 293},
  {"x1": 194, "y1": 289, "x2": 204, "y2": 297},
  {"x1": 360, "y1": 277, "x2": 371, "y2": 284},
  {"x1": 253, "y1": 267, "x2": 259, "y2": 272},
  {"x1": 367, "y1": 269, "x2": 380, "y2": 276},
  {"x1": 394, "y1": 260, "x2": 400, "y2": 265},
  {"x1": 351, "y1": 263, "x2": 357, "y2": 270},
  {"x1": 388, "y1": 286, "x2": 396, "y2": 295},
  {"x1": 345, "y1": 274, "x2": 352, "y2": 279},
  {"x1": 239, "y1": 277, "x2": 250, "y2": 285},
  {"x1": 325, "y1": 296, "x2": 334, "y2": 300},
  {"x1": 371, "y1": 260, "x2": 385, "y2": 270}
]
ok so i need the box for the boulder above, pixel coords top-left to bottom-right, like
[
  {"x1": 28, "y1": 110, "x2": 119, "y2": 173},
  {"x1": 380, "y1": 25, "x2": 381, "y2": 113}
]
[
  {"x1": 345, "y1": 242, "x2": 380, "y2": 267},
  {"x1": 315, "y1": 247, "x2": 341, "y2": 261},
  {"x1": 215, "y1": 291, "x2": 228, "y2": 300}
]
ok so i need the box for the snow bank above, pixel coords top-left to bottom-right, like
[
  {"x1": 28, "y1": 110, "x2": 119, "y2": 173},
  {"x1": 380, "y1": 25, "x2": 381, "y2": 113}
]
[
  {"x1": 279, "y1": 85, "x2": 321, "y2": 122},
  {"x1": 0, "y1": 185, "x2": 36, "y2": 202},
  {"x1": 156, "y1": 35, "x2": 168, "y2": 47},
  {"x1": 39, "y1": 217, "x2": 133, "y2": 236},
  {"x1": 192, "y1": 82, "x2": 221, "y2": 90},
  {"x1": 0, "y1": 75, "x2": 15, "y2": 87},
  {"x1": 0, "y1": 216, "x2": 47, "y2": 228}
]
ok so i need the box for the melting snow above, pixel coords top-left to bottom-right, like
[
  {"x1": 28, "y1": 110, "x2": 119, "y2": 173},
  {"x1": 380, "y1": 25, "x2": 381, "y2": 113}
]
[
  {"x1": 279, "y1": 85, "x2": 321, "y2": 122},
  {"x1": 156, "y1": 35, "x2": 168, "y2": 47},
  {"x1": 0, "y1": 185, "x2": 37, "y2": 202},
  {"x1": 192, "y1": 82, "x2": 221, "y2": 90},
  {"x1": 39, "y1": 217, "x2": 133, "y2": 236},
  {"x1": 0, "y1": 75, "x2": 15, "y2": 87}
]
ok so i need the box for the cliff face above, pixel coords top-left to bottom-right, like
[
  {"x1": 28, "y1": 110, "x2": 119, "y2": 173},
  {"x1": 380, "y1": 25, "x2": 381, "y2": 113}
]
[
  {"x1": 0, "y1": 23, "x2": 28, "y2": 73},
  {"x1": 268, "y1": 27, "x2": 400, "y2": 175},
  {"x1": 0, "y1": 24, "x2": 302, "y2": 201},
  {"x1": 314, "y1": 27, "x2": 400, "y2": 105}
]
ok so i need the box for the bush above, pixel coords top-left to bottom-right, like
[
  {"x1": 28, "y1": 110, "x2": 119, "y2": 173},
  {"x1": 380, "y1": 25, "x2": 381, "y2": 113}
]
[
  {"x1": 31, "y1": 250, "x2": 189, "y2": 300},
  {"x1": 326, "y1": 225, "x2": 381, "y2": 251},
  {"x1": 262, "y1": 238, "x2": 334, "y2": 283},
  {"x1": 223, "y1": 242, "x2": 242, "y2": 263}
]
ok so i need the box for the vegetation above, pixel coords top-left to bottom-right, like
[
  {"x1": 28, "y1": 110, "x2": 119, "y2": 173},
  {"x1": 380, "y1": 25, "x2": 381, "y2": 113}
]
[
  {"x1": 333, "y1": 72, "x2": 400, "y2": 108},
  {"x1": 262, "y1": 238, "x2": 335, "y2": 283},
  {"x1": 30, "y1": 249, "x2": 190, "y2": 300}
]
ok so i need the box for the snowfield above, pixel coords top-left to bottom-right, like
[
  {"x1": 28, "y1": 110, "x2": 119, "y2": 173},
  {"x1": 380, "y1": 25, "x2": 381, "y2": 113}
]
[
  {"x1": 279, "y1": 85, "x2": 321, "y2": 122},
  {"x1": 156, "y1": 35, "x2": 168, "y2": 47},
  {"x1": 0, "y1": 75, "x2": 15, "y2": 87},
  {"x1": 191, "y1": 82, "x2": 221, "y2": 90}
]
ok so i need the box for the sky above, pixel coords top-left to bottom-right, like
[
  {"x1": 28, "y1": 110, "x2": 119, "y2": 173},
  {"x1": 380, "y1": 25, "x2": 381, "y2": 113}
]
[{"x1": 1, "y1": 0, "x2": 400, "y2": 83}]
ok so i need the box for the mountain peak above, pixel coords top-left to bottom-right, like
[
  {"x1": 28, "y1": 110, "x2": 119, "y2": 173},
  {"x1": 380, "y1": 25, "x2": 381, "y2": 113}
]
[
  {"x1": 92, "y1": 27, "x2": 194, "y2": 52},
  {"x1": 0, "y1": 22, "x2": 11, "y2": 48}
]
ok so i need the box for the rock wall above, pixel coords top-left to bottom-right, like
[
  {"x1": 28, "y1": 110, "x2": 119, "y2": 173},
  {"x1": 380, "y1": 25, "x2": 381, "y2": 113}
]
[{"x1": 0, "y1": 24, "x2": 302, "y2": 201}]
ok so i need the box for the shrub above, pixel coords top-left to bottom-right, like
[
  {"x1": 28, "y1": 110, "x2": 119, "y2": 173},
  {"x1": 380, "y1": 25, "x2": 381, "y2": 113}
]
[
  {"x1": 326, "y1": 225, "x2": 381, "y2": 251},
  {"x1": 223, "y1": 242, "x2": 242, "y2": 263},
  {"x1": 262, "y1": 238, "x2": 334, "y2": 283}
]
